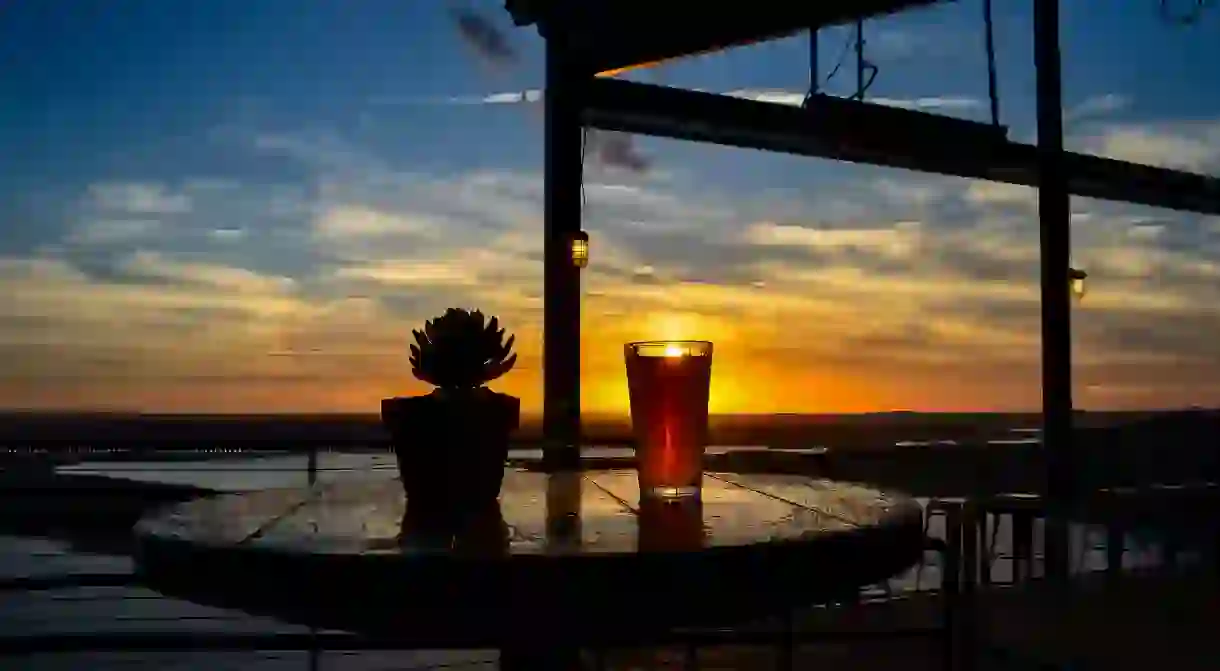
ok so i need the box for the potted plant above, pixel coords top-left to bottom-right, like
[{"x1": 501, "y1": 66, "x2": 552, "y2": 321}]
[{"x1": 381, "y1": 308, "x2": 520, "y2": 525}]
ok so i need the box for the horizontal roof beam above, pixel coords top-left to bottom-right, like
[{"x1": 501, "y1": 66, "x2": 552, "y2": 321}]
[
  {"x1": 582, "y1": 78, "x2": 1220, "y2": 216},
  {"x1": 506, "y1": 0, "x2": 950, "y2": 76}
]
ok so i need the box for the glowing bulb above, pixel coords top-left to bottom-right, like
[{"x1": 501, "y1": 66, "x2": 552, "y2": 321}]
[
  {"x1": 664, "y1": 345, "x2": 685, "y2": 358},
  {"x1": 571, "y1": 231, "x2": 589, "y2": 269},
  {"x1": 1069, "y1": 268, "x2": 1088, "y2": 301}
]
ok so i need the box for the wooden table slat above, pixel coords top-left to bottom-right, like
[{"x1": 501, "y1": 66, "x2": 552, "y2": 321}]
[{"x1": 133, "y1": 469, "x2": 926, "y2": 648}]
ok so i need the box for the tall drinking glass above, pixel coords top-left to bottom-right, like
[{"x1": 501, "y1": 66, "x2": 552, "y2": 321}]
[
  {"x1": 624, "y1": 341, "x2": 713, "y2": 499},
  {"x1": 638, "y1": 496, "x2": 705, "y2": 552}
]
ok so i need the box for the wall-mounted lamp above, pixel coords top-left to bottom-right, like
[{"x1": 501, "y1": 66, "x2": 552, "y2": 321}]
[
  {"x1": 571, "y1": 230, "x2": 589, "y2": 269},
  {"x1": 1069, "y1": 267, "x2": 1087, "y2": 301}
]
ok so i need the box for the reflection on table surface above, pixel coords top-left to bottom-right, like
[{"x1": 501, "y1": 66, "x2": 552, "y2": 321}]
[{"x1": 136, "y1": 469, "x2": 919, "y2": 557}]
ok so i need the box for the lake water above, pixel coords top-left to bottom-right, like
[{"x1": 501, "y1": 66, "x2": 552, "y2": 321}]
[{"x1": 2, "y1": 447, "x2": 1172, "y2": 670}]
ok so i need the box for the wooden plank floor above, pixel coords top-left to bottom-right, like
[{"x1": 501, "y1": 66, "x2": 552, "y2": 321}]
[
  {"x1": 603, "y1": 568, "x2": 1220, "y2": 670},
  {"x1": 16, "y1": 571, "x2": 1217, "y2": 670}
]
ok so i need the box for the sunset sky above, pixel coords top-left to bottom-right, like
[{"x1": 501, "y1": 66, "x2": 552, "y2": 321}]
[{"x1": 3, "y1": 1, "x2": 1220, "y2": 415}]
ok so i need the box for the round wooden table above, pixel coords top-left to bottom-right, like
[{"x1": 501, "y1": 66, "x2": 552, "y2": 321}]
[{"x1": 134, "y1": 469, "x2": 924, "y2": 669}]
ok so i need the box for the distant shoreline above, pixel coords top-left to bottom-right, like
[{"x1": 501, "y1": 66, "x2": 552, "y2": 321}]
[
  {"x1": 0, "y1": 409, "x2": 1201, "y2": 456},
  {"x1": 0, "y1": 409, "x2": 1189, "y2": 421}
]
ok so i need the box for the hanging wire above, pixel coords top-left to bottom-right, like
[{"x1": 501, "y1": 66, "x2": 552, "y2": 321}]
[
  {"x1": 579, "y1": 127, "x2": 588, "y2": 213},
  {"x1": 983, "y1": 0, "x2": 1001, "y2": 126},
  {"x1": 803, "y1": 28, "x2": 855, "y2": 107},
  {"x1": 849, "y1": 19, "x2": 880, "y2": 101},
  {"x1": 852, "y1": 63, "x2": 879, "y2": 101},
  {"x1": 823, "y1": 29, "x2": 856, "y2": 86},
  {"x1": 800, "y1": 22, "x2": 877, "y2": 107}
]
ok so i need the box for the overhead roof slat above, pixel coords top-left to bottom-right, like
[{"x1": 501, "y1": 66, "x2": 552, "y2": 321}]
[
  {"x1": 583, "y1": 78, "x2": 1220, "y2": 215},
  {"x1": 505, "y1": 0, "x2": 950, "y2": 76}
]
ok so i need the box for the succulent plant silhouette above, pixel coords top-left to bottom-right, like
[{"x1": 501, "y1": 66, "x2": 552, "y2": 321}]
[{"x1": 409, "y1": 308, "x2": 517, "y2": 391}]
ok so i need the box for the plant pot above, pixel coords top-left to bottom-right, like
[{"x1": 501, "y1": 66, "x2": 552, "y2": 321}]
[
  {"x1": 381, "y1": 390, "x2": 520, "y2": 526},
  {"x1": 398, "y1": 504, "x2": 511, "y2": 556}
]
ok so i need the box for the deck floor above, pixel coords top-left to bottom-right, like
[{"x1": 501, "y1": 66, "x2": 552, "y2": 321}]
[
  {"x1": 7, "y1": 534, "x2": 1216, "y2": 670},
  {"x1": 5, "y1": 451, "x2": 1216, "y2": 670}
]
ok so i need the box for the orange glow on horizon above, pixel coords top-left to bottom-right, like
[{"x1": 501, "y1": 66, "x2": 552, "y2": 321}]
[{"x1": 0, "y1": 305, "x2": 1169, "y2": 415}]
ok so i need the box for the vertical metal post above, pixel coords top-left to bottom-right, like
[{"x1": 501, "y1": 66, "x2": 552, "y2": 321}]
[
  {"x1": 1034, "y1": 0, "x2": 1073, "y2": 583},
  {"x1": 855, "y1": 20, "x2": 865, "y2": 96},
  {"x1": 543, "y1": 38, "x2": 584, "y2": 472},
  {"x1": 809, "y1": 29, "x2": 820, "y2": 96},
  {"x1": 983, "y1": 0, "x2": 1000, "y2": 127},
  {"x1": 539, "y1": 47, "x2": 587, "y2": 671}
]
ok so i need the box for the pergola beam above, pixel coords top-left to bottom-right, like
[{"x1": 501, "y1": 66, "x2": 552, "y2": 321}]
[
  {"x1": 583, "y1": 78, "x2": 1220, "y2": 216},
  {"x1": 530, "y1": 2, "x2": 1220, "y2": 535},
  {"x1": 506, "y1": 0, "x2": 950, "y2": 76}
]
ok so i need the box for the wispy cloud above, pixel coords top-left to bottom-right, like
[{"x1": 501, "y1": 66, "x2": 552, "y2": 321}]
[
  {"x1": 1073, "y1": 119, "x2": 1220, "y2": 172},
  {"x1": 332, "y1": 260, "x2": 477, "y2": 287},
  {"x1": 5, "y1": 112, "x2": 1220, "y2": 412},
  {"x1": 371, "y1": 90, "x2": 543, "y2": 107},
  {"x1": 724, "y1": 89, "x2": 982, "y2": 111},
  {"x1": 209, "y1": 227, "x2": 248, "y2": 242},
  {"x1": 587, "y1": 131, "x2": 652, "y2": 174},
  {"x1": 312, "y1": 205, "x2": 438, "y2": 241},
  {"x1": 119, "y1": 251, "x2": 297, "y2": 295},
  {"x1": 387, "y1": 87, "x2": 652, "y2": 174},
  {"x1": 88, "y1": 182, "x2": 192, "y2": 215},
  {"x1": 1066, "y1": 93, "x2": 1132, "y2": 122},
  {"x1": 448, "y1": 6, "x2": 518, "y2": 69},
  {"x1": 67, "y1": 219, "x2": 161, "y2": 245}
]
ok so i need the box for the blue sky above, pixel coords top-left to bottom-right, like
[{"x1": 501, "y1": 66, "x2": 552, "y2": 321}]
[{"x1": 2, "y1": 1, "x2": 1220, "y2": 414}]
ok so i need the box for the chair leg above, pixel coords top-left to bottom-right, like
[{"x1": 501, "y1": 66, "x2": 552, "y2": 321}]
[
  {"x1": 1012, "y1": 512, "x2": 1034, "y2": 582},
  {"x1": 942, "y1": 503, "x2": 963, "y2": 671},
  {"x1": 916, "y1": 502, "x2": 944, "y2": 591},
  {"x1": 982, "y1": 512, "x2": 1000, "y2": 587},
  {"x1": 683, "y1": 642, "x2": 699, "y2": 671}
]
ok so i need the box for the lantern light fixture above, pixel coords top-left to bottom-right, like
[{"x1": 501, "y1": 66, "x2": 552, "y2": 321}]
[
  {"x1": 1069, "y1": 267, "x2": 1087, "y2": 301},
  {"x1": 571, "y1": 230, "x2": 589, "y2": 269}
]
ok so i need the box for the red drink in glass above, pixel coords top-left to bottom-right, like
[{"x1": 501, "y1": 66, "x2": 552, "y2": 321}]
[
  {"x1": 637, "y1": 496, "x2": 705, "y2": 552},
  {"x1": 624, "y1": 341, "x2": 713, "y2": 499}
]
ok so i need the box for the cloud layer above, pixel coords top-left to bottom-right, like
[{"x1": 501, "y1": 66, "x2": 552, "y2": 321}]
[{"x1": 3, "y1": 105, "x2": 1220, "y2": 414}]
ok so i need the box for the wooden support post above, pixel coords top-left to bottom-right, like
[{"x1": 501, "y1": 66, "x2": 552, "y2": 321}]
[
  {"x1": 1034, "y1": 0, "x2": 1073, "y2": 584},
  {"x1": 543, "y1": 37, "x2": 584, "y2": 472}
]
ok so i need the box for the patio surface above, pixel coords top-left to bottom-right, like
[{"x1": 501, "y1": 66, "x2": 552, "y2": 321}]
[{"x1": 4, "y1": 447, "x2": 1214, "y2": 669}]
